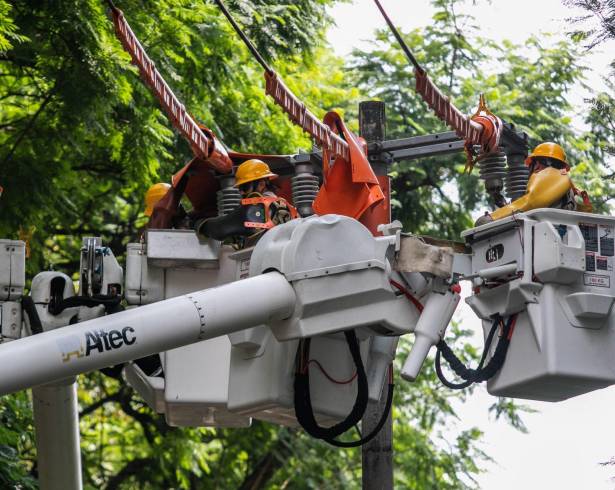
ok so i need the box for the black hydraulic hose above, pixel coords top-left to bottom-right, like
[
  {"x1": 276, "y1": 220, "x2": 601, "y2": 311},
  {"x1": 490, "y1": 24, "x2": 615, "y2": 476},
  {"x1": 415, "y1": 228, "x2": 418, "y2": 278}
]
[
  {"x1": 372, "y1": 0, "x2": 425, "y2": 74},
  {"x1": 22, "y1": 296, "x2": 43, "y2": 335},
  {"x1": 435, "y1": 315, "x2": 500, "y2": 389},
  {"x1": 213, "y1": 0, "x2": 274, "y2": 75},
  {"x1": 435, "y1": 315, "x2": 517, "y2": 390},
  {"x1": 49, "y1": 294, "x2": 122, "y2": 315},
  {"x1": 294, "y1": 330, "x2": 369, "y2": 441},
  {"x1": 324, "y1": 382, "x2": 394, "y2": 448},
  {"x1": 475, "y1": 315, "x2": 516, "y2": 382}
]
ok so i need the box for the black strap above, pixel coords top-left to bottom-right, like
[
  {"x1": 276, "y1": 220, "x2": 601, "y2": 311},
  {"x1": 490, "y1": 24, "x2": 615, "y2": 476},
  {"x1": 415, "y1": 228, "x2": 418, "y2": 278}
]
[
  {"x1": 435, "y1": 314, "x2": 516, "y2": 390},
  {"x1": 294, "y1": 330, "x2": 369, "y2": 441},
  {"x1": 104, "y1": 0, "x2": 118, "y2": 12}
]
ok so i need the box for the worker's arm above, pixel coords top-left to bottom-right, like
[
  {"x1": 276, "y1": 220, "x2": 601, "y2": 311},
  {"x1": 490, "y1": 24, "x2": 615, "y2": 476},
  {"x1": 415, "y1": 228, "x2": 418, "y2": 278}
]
[
  {"x1": 195, "y1": 205, "x2": 252, "y2": 241},
  {"x1": 490, "y1": 167, "x2": 572, "y2": 221}
]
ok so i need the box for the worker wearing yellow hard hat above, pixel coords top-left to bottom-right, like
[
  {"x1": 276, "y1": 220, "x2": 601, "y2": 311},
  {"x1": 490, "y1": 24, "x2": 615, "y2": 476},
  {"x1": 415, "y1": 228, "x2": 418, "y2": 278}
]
[
  {"x1": 476, "y1": 142, "x2": 592, "y2": 226},
  {"x1": 525, "y1": 142, "x2": 570, "y2": 173},
  {"x1": 144, "y1": 183, "x2": 171, "y2": 217},
  {"x1": 195, "y1": 159, "x2": 297, "y2": 245},
  {"x1": 234, "y1": 159, "x2": 279, "y2": 197}
]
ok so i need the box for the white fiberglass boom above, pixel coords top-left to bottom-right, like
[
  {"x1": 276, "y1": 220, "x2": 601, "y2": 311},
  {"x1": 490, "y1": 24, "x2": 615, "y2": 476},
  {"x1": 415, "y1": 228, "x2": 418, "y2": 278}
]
[{"x1": 0, "y1": 272, "x2": 295, "y2": 396}]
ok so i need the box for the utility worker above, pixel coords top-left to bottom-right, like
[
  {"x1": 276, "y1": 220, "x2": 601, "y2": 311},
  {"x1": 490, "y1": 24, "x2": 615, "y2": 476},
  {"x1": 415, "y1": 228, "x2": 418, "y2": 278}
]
[
  {"x1": 144, "y1": 183, "x2": 171, "y2": 217},
  {"x1": 476, "y1": 142, "x2": 592, "y2": 226},
  {"x1": 234, "y1": 158, "x2": 279, "y2": 198},
  {"x1": 196, "y1": 159, "x2": 297, "y2": 243},
  {"x1": 144, "y1": 182, "x2": 191, "y2": 229}
]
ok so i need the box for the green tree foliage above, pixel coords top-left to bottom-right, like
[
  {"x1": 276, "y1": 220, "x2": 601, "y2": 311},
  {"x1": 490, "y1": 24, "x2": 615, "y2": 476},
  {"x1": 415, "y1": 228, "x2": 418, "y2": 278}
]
[
  {"x1": 0, "y1": 0, "x2": 24, "y2": 53},
  {"x1": 566, "y1": 0, "x2": 615, "y2": 50},
  {"x1": 0, "y1": 0, "x2": 606, "y2": 488},
  {"x1": 565, "y1": 0, "x2": 615, "y2": 209},
  {"x1": 0, "y1": 392, "x2": 36, "y2": 488}
]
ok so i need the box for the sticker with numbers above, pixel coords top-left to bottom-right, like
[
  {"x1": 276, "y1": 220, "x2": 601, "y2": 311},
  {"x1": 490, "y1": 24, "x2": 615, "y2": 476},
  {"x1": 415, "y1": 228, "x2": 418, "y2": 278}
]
[{"x1": 584, "y1": 274, "x2": 610, "y2": 288}]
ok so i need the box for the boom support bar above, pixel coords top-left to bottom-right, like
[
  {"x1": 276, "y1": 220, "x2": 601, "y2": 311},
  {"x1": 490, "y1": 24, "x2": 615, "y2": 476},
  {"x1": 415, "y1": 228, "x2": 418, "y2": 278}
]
[{"x1": 0, "y1": 273, "x2": 295, "y2": 396}]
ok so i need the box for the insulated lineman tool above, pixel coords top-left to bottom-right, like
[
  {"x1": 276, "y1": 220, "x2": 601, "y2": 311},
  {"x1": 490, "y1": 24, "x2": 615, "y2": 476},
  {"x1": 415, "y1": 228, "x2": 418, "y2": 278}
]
[
  {"x1": 106, "y1": 0, "x2": 385, "y2": 228},
  {"x1": 105, "y1": 0, "x2": 232, "y2": 174},
  {"x1": 371, "y1": 0, "x2": 517, "y2": 210},
  {"x1": 372, "y1": 0, "x2": 503, "y2": 161},
  {"x1": 212, "y1": 0, "x2": 386, "y2": 225}
]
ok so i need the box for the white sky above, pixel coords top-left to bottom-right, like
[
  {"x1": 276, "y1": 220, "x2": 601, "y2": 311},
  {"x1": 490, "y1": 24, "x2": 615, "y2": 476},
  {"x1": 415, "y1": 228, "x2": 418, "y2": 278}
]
[{"x1": 327, "y1": 1, "x2": 615, "y2": 489}]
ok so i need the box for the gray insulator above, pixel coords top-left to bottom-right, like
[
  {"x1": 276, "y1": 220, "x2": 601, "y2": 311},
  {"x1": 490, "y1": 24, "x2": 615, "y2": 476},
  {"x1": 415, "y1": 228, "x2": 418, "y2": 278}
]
[
  {"x1": 291, "y1": 172, "x2": 320, "y2": 217},
  {"x1": 505, "y1": 153, "x2": 529, "y2": 201},
  {"x1": 477, "y1": 151, "x2": 508, "y2": 206},
  {"x1": 217, "y1": 186, "x2": 241, "y2": 216}
]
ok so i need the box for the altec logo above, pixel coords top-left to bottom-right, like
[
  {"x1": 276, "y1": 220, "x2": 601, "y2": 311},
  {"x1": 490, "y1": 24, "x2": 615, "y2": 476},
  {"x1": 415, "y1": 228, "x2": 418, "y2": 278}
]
[{"x1": 85, "y1": 327, "x2": 136, "y2": 356}]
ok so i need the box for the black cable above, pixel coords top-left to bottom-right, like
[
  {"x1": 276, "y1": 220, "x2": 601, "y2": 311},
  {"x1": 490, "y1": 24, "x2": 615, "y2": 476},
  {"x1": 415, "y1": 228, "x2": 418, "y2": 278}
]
[
  {"x1": 372, "y1": 0, "x2": 425, "y2": 74},
  {"x1": 48, "y1": 294, "x2": 122, "y2": 315},
  {"x1": 475, "y1": 316, "x2": 516, "y2": 382},
  {"x1": 435, "y1": 316, "x2": 500, "y2": 389},
  {"x1": 22, "y1": 296, "x2": 43, "y2": 335},
  {"x1": 323, "y1": 382, "x2": 395, "y2": 448},
  {"x1": 293, "y1": 330, "x2": 369, "y2": 441},
  {"x1": 435, "y1": 315, "x2": 516, "y2": 390},
  {"x1": 213, "y1": 0, "x2": 273, "y2": 75}
]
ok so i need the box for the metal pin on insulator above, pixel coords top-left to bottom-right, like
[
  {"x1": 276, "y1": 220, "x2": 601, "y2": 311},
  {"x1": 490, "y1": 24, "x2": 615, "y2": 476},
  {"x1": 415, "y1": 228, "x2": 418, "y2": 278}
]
[
  {"x1": 217, "y1": 176, "x2": 241, "y2": 216},
  {"x1": 505, "y1": 153, "x2": 529, "y2": 201},
  {"x1": 291, "y1": 164, "x2": 320, "y2": 217},
  {"x1": 477, "y1": 151, "x2": 508, "y2": 208}
]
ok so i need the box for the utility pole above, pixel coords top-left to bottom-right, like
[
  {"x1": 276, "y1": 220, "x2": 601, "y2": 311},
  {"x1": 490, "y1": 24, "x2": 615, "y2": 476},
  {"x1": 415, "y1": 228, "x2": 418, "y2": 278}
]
[{"x1": 359, "y1": 101, "x2": 393, "y2": 490}]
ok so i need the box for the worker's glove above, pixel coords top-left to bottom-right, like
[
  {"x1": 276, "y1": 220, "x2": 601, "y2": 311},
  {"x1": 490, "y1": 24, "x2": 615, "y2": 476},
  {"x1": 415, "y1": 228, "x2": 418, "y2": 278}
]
[
  {"x1": 270, "y1": 202, "x2": 292, "y2": 226},
  {"x1": 474, "y1": 214, "x2": 493, "y2": 227},
  {"x1": 195, "y1": 204, "x2": 248, "y2": 241}
]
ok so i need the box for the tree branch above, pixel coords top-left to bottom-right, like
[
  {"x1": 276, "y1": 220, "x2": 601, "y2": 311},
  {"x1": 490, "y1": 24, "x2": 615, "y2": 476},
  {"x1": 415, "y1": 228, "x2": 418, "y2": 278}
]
[
  {"x1": 238, "y1": 437, "x2": 293, "y2": 490},
  {"x1": 116, "y1": 392, "x2": 158, "y2": 446},
  {"x1": 1, "y1": 84, "x2": 58, "y2": 166},
  {"x1": 79, "y1": 389, "x2": 126, "y2": 417},
  {"x1": 105, "y1": 457, "x2": 155, "y2": 490}
]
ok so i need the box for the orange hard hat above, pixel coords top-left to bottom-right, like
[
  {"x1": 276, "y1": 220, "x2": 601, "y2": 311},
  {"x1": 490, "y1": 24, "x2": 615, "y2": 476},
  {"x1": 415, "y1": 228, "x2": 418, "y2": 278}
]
[
  {"x1": 525, "y1": 142, "x2": 568, "y2": 168},
  {"x1": 234, "y1": 159, "x2": 277, "y2": 187}
]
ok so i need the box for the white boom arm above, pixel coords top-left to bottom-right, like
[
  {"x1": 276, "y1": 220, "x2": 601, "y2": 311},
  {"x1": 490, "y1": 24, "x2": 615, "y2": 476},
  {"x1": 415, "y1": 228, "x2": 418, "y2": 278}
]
[{"x1": 0, "y1": 272, "x2": 295, "y2": 396}]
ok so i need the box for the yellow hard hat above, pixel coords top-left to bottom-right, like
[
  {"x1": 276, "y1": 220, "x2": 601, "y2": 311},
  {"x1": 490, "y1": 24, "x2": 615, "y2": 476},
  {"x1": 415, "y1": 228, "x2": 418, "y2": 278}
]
[
  {"x1": 525, "y1": 142, "x2": 568, "y2": 167},
  {"x1": 144, "y1": 183, "x2": 171, "y2": 217},
  {"x1": 234, "y1": 159, "x2": 278, "y2": 187}
]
